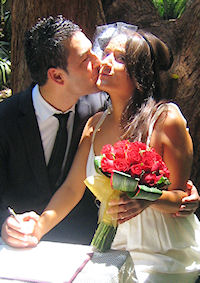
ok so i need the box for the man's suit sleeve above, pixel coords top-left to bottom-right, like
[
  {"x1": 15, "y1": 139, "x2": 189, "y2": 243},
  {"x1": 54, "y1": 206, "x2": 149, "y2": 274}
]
[{"x1": 85, "y1": 91, "x2": 108, "y2": 116}]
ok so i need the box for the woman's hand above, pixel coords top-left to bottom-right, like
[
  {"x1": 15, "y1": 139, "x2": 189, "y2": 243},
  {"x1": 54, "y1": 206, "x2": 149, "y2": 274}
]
[
  {"x1": 173, "y1": 180, "x2": 200, "y2": 217},
  {"x1": 1, "y1": 211, "x2": 40, "y2": 248},
  {"x1": 107, "y1": 193, "x2": 151, "y2": 224}
]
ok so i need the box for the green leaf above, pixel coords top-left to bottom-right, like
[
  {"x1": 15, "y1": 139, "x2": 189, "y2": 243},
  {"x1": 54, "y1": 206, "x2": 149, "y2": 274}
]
[
  {"x1": 127, "y1": 184, "x2": 163, "y2": 201},
  {"x1": 157, "y1": 176, "x2": 171, "y2": 187},
  {"x1": 0, "y1": 63, "x2": 6, "y2": 84},
  {"x1": 94, "y1": 156, "x2": 103, "y2": 174},
  {"x1": 111, "y1": 170, "x2": 138, "y2": 192},
  {"x1": 0, "y1": 57, "x2": 11, "y2": 86}
]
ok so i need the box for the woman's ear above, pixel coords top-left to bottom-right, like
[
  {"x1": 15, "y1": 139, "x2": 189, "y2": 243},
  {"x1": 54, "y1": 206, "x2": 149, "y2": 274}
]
[{"x1": 47, "y1": 68, "x2": 65, "y2": 85}]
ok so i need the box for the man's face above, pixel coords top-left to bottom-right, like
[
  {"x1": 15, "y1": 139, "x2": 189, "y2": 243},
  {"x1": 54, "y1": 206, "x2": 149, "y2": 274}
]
[{"x1": 66, "y1": 31, "x2": 101, "y2": 97}]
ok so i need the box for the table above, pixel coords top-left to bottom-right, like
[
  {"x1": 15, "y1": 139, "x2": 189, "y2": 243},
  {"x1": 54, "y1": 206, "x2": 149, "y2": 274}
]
[{"x1": 0, "y1": 238, "x2": 137, "y2": 283}]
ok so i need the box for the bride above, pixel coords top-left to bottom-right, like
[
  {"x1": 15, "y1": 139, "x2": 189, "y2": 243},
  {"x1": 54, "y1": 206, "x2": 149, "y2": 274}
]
[{"x1": 2, "y1": 23, "x2": 200, "y2": 282}]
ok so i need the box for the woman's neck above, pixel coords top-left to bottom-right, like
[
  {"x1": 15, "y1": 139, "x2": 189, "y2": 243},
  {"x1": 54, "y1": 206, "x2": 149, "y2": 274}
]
[{"x1": 110, "y1": 95, "x2": 129, "y2": 123}]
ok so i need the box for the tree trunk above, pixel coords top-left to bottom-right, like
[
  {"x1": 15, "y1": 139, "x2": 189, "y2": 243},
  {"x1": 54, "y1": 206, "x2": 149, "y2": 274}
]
[
  {"x1": 11, "y1": 0, "x2": 105, "y2": 93},
  {"x1": 102, "y1": 0, "x2": 160, "y2": 27},
  {"x1": 174, "y1": 1, "x2": 200, "y2": 214}
]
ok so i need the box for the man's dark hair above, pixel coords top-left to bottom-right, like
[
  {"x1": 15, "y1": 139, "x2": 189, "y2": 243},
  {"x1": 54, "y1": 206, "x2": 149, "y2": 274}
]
[{"x1": 24, "y1": 15, "x2": 81, "y2": 86}]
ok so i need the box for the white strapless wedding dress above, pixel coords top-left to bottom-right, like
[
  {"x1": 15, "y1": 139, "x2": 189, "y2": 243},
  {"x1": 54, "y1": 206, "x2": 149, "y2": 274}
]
[{"x1": 86, "y1": 104, "x2": 200, "y2": 283}]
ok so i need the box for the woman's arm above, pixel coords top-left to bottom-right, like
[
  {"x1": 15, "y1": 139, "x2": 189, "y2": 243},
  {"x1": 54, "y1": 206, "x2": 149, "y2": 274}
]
[{"x1": 150, "y1": 104, "x2": 193, "y2": 213}]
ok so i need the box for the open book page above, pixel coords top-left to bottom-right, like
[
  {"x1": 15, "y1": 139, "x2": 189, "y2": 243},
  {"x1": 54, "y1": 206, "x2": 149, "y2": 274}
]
[{"x1": 0, "y1": 239, "x2": 93, "y2": 283}]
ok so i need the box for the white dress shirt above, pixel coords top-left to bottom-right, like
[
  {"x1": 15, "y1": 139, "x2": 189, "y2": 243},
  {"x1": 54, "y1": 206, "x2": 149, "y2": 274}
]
[{"x1": 32, "y1": 84, "x2": 75, "y2": 166}]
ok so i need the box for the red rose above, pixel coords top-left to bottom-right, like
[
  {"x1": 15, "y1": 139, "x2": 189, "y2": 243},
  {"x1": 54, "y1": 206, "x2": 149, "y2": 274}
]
[
  {"x1": 130, "y1": 141, "x2": 147, "y2": 151},
  {"x1": 151, "y1": 160, "x2": 164, "y2": 173},
  {"x1": 130, "y1": 164, "x2": 143, "y2": 177},
  {"x1": 101, "y1": 144, "x2": 114, "y2": 160},
  {"x1": 114, "y1": 140, "x2": 129, "y2": 149},
  {"x1": 141, "y1": 173, "x2": 159, "y2": 186},
  {"x1": 154, "y1": 151, "x2": 162, "y2": 161},
  {"x1": 126, "y1": 149, "x2": 142, "y2": 165},
  {"x1": 114, "y1": 148, "x2": 126, "y2": 159},
  {"x1": 141, "y1": 151, "x2": 154, "y2": 171},
  {"x1": 159, "y1": 163, "x2": 170, "y2": 178},
  {"x1": 114, "y1": 158, "x2": 130, "y2": 173},
  {"x1": 101, "y1": 156, "x2": 115, "y2": 173},
  {"x1": 114, "y1": 140, "x2": 129, "y2": 159},
  {"x1": 152, "y1": 160, "x2": 170, "y2": 179}
]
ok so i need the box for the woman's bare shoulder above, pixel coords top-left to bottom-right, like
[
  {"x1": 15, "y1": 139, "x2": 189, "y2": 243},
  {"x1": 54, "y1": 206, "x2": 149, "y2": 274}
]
[
  {"x1": 161, "y1": 103, "x2": 192, "y2": 153},
  {"x1": 155, "y1": 103, "x2": 187, "y2": 135},
  {"x1": 81, "y1": 111, "x2": 105, "y2": 139},
  {"x1": 165, "y1": 103, "x2": 187, "y2": 128}
]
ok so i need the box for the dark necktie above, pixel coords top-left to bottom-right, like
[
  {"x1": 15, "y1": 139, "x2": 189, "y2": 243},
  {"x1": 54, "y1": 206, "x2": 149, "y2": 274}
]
[{"x1": 47, "y1": 112, "x2": 70, "y2": 189}]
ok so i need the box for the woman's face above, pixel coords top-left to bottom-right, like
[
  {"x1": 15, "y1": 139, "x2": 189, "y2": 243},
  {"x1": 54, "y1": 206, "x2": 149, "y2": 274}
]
[{"x1": 96, "y1": 34, "x2": 135, "y2": 99}]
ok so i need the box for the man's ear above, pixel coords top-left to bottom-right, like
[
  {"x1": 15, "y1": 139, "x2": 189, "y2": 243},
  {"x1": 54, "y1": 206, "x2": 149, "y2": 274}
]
[{"x1": 47, "y1": 68, "x2": 65, "y2": 85}]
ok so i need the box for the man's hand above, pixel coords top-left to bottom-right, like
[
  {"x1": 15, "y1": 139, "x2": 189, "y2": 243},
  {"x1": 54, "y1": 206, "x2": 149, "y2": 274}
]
[
  {"x1": 1, "y1": 211, "x2": 40, "y2": 248},
  {"x1": 174, "y1": 180, "x2": 200, "y2": 217},
  {"x1": 107, "y1": 193, "x2": 151, "y2": 224}
]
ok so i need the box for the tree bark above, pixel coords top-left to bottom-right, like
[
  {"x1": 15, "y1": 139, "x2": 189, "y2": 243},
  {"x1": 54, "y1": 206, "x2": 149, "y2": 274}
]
[
  {"x1": 11, "y1": 0, "x2": 105, "y2": 93},
  {"x1": 102, "y1": 0, "x2": 160, "y2": 27},
  {"x1": 174, "y1": 1, "x2": 200, "y2": 206}
]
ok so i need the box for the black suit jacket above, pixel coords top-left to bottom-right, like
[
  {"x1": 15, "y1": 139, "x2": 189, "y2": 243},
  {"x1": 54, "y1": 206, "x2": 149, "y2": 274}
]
[{"x1": 0, "y1": 85, "x2": 107, "y2": 244}]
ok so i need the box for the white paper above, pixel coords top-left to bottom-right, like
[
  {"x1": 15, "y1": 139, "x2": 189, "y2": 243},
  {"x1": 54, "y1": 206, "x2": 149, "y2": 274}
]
[{"x1": 0, "y1": 240, "x2": 93, "y2": 283}]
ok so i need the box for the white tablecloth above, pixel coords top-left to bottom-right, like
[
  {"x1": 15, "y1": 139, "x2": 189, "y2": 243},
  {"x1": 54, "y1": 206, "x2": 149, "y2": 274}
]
[{"x1": 0, "y1": 238, "x2": 137, "y2": 283}]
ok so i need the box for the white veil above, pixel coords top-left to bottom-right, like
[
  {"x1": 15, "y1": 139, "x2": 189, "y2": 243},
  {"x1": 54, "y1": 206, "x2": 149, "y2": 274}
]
[{"x1": 92, "y1": 22, "x2": 138, "y2": 58}]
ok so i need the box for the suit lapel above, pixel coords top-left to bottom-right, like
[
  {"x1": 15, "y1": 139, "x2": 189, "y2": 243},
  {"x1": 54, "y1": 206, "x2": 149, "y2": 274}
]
[{"x1": 18, "y1": 87, "x2": 50, "y2": 191}]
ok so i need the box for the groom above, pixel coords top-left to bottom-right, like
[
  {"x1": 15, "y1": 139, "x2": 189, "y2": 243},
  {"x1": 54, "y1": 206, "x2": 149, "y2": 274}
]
[{"x1": 0, "y1": 15, "x2": 107, "y2": 245}]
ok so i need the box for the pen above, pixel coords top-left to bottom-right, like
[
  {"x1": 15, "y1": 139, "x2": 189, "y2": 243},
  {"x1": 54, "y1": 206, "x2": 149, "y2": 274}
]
[{"x1": 8, "y1": 207, "x2": 21, "y2": 223}]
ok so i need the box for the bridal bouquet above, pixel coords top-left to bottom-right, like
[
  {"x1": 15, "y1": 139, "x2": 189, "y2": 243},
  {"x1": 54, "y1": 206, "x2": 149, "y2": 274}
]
[{"x1": 84, "y1": 140, "x2": 170, "y2": 252}]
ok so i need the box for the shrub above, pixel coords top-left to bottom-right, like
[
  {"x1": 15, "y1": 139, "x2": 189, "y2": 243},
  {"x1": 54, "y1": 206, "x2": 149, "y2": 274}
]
[{"x1": 152, "y1": 0, "x2": 188, "y2": 19}]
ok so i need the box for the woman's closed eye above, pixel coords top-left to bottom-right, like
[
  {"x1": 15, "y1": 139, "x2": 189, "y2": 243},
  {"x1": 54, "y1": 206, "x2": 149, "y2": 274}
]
[{"x1": 102, "y1": 50, "x2": 125, "y2": 64}]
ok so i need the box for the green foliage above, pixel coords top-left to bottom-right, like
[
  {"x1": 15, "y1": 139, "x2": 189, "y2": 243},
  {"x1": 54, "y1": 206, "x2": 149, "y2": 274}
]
[
  {"x1": 0, "y1": 41, "x2": 11, "y2": 88},
  {"x1": 0, "y1": 0, "x2": 11, "y2": 90},
  {"x1": 152, "y1": 0, "x2": 188, "y2": 19}
]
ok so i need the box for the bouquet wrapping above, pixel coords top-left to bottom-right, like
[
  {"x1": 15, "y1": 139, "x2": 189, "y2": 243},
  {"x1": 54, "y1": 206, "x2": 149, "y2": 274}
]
[{"x1": 84, "y1": 140, "x2": 170, "y2": 252}]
